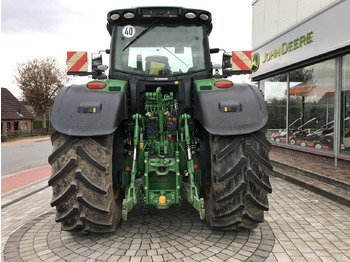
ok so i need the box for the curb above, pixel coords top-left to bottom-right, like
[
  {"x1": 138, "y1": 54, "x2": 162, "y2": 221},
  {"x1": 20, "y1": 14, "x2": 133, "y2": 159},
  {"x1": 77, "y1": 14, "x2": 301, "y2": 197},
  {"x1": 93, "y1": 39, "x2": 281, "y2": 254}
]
[
  {"x1": 1, "y1": 136, "x2": 50, "y2": 147},
  {"x1": 271, "y1": 161, "x2": 350, "y2": 208},
  {"x1": 271, "y1": 160, "x2": 350, "y2": 192}
]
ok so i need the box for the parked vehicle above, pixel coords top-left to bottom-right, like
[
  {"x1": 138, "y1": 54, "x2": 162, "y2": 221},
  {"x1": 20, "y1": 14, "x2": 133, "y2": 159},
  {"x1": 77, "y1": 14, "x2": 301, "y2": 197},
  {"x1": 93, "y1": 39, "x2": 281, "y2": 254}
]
[{"x1": 48, "y1": 7, "x2": 272, "y2": 233}]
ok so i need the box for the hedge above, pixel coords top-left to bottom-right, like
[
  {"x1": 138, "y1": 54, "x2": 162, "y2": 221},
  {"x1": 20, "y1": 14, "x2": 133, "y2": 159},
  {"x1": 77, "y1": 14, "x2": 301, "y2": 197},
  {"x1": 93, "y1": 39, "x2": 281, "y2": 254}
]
[{"x1": 33, "y1": 119, "x2": 52, "y2": 129}]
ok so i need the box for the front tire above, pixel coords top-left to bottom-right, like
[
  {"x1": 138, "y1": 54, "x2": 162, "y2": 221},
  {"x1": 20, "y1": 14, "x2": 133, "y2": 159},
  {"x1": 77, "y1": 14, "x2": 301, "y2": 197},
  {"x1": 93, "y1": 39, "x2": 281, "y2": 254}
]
[
  {"x1": 205, "y1": 129, "x2": 273, "y2": 230},
  {"x1": 48, "y1": 132, "x2": 121, "y2": 233}
]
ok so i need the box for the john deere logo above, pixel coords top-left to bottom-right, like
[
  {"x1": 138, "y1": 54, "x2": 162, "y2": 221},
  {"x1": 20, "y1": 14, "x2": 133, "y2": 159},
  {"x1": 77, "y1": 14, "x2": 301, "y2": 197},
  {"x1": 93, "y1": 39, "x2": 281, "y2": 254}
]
[{"x1": 251, "y1": 53, "x2": 260, "y2": 72}]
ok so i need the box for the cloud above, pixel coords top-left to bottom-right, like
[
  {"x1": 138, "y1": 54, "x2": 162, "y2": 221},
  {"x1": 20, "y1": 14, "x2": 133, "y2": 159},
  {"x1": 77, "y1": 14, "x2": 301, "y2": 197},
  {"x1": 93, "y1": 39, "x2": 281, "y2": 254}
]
[{"x1": 1, "y1": 0, "x2": 79, "y2": 34}]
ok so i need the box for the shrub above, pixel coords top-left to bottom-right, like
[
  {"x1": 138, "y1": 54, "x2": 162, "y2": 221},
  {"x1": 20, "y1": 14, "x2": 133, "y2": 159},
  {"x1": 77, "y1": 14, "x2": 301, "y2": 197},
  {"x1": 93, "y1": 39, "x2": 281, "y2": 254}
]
[
  {"x1": 33, "y1": 119, "x2": 51, "y2": 129},
  {"x1": 1, "y1": 134, "x2": 8, "y2": 142}
]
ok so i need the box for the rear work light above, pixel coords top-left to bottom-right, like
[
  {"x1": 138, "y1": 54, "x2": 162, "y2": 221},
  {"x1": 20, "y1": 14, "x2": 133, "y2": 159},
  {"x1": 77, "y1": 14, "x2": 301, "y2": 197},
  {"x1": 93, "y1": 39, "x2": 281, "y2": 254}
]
[
  {"x1": 199, "y1": 13, "x2": 209, "y2": 21},
  {"x1": 110, "y1": 13, "x2": 120, "y2": 20},
  {"x1": 214, "y1": 81, "x2": 233, "y2": 89},
  {"x1": 124, "y1": 12, "x2": 135, "y2": 19},
  {"x1": 87, "y1": 82, "x2": 106, "y2": 89},
  {"x1": 185, "y1": 12, "x2": 196, "y2": 19}
]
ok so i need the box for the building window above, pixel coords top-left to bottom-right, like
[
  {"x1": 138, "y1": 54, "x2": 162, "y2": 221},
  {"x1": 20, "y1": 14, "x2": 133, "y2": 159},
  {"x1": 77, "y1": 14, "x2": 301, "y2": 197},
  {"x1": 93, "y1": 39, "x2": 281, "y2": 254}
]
[
  {"x1": 289, "y1": 59, "x2": 335, "y2": 151},
  {"x1": 14, "y1": 122, "x2": 19, "y2": 131},
  {"x1": 260, "y1": 74, "x2": 287, "y2": 142},
  {"x1": 341, "y1": 54, "x2": 350, "y2": 156},
  {"x1": 25, "y1": 123, "x2": 28, "y2": 130},
  {"x1": 262, "y1": 59, "x2": 337, "y2": 154},
  {"x1": 7, "y1": 122, "x2": 11, "y2": 131}
]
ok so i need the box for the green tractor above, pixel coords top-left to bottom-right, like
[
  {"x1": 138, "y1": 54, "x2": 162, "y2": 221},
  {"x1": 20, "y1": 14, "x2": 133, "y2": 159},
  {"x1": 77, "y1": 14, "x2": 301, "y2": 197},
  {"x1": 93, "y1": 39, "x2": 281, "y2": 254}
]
[{"x1": 49, "y1": 7, "x2": 272, "y2": 233}]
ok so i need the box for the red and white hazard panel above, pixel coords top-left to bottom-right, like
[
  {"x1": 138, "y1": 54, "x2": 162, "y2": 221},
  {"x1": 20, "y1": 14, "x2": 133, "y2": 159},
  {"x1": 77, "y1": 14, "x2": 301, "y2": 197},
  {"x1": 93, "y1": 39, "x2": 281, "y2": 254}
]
[
  {"x1": 231, "y1": 51, "x2": 251, "y2": 71},
  {"x1": 67, "y1": 51, "x2": 88, "y2": 72}
]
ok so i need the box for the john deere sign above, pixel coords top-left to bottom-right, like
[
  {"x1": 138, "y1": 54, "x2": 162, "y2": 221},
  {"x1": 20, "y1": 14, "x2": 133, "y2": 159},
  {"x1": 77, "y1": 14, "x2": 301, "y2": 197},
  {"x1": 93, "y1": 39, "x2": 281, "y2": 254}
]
[
  {"x1": 251, "y1": 0, "x2": 350, "y2": 80},
  {"x1": 262, "y1": 31, "x2": 314, "y2": 64},
  {"x1": 251, "y1": 53, "x2": 260, "y2": 72}
]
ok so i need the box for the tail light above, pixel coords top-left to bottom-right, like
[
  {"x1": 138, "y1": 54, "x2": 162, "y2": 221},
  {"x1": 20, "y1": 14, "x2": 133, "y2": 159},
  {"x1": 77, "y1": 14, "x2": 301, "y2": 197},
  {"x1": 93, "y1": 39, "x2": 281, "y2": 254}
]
[
  {"x1": 214, "y1": 81, "x2": 233, "y2": 89},
  {"x1": 87, "y1": 82, "x2": 106, "y2": 89}
]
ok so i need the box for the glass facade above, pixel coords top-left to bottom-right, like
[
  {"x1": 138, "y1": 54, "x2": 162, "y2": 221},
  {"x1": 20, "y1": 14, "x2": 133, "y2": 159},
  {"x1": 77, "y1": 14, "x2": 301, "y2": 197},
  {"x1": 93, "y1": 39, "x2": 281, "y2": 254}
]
[
  {"x1": 341, "y1": 54, "x2": 350, "y2": 156},
  {"x1": 260, "y1": 74, "x2": 287, "y2": 143},
  {"x1": 289, "y1": 60, "x2": 335, "y2": 151},
  {"x1": 261, "y1": 54, "x2": 350, "y2": 159}
]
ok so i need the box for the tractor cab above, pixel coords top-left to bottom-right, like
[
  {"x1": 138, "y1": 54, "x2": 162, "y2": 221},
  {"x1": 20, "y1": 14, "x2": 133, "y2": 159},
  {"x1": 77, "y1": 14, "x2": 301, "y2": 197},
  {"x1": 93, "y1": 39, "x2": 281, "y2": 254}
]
[{"x1": 106, "y1": 7, "x2": 213, "y2": 80}]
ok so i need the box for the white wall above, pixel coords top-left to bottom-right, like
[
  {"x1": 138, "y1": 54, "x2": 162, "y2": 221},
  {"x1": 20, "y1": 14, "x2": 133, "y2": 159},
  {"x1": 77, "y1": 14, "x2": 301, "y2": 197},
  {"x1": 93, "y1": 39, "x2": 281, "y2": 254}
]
[{"x1": 252, "y1": 0, "x2": 337, "y2": 49}]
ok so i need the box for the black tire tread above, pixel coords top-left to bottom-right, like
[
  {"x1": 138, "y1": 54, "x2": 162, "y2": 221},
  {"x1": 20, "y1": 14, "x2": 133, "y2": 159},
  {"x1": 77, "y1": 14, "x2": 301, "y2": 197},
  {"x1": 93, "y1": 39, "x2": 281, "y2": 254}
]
[
  {"x1": 48, "y1": 158, "x2": 77, "y2": 186},
  {"x1": 48, "y1": 137, "x2": 77, "y2": 165},
  {"x1": 247, "y1": 169, "x2": 272, "y2": 193},
  {"x1": 50, "y1": 181, "x2": 77, "y2": 207},
  {"x1": 216, "y1": 157, "x2": 247, "y2": 183},
  {"x1": 77, "y1": 193, "x2": 110, "y2": 214},
  {"x1": 55, "y1": 203, "x2": 79, "y2": 222},
  {"x1": 75, "y1": 171, "x2": 107, "y2": 195},
  {"x1": 245, "y1": 143, "x2": 273, "y2": 172},
  {"x1": 76, "y1": 146, "x2": 107, "y2": 172},
  {"x1": 214, "y1": 137, "x2": 244, "y2": 162},
  {"x1": 205, "y1": 129, "x2": 272, "y2": 230},
  {"x1": 50, "y1": 131, "x2": 60, "y2": 143},
  {"x1": 49, "y1": 132, "x2": 120, "y2": 233},
  {"x1": 91, "y1": 136, "x2": 107, "y2": 148}
]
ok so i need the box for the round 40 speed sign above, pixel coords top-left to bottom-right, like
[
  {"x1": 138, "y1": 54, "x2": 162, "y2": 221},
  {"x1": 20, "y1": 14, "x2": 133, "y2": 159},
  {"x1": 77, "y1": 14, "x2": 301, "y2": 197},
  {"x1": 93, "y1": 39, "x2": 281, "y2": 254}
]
[{"x1": 122, "y1": 25, "x2": 136, "y2": 38}]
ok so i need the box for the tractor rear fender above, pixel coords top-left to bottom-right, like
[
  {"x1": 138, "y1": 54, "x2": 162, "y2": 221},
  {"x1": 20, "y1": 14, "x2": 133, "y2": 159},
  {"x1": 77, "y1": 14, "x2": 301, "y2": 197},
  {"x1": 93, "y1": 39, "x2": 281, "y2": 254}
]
[
  {"x1": 194, "y1": 81, "x2": 268, "y2": 135},
  {"x1": 51, "y1": 84, "x2": 127, "y2": 136}
]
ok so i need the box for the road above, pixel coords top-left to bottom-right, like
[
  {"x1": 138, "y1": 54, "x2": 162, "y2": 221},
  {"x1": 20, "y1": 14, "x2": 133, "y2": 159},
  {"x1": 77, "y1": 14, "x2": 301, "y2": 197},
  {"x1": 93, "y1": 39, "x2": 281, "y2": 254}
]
[{"x1": 1, "y1": 138, "x2": 52, "y2": 176}]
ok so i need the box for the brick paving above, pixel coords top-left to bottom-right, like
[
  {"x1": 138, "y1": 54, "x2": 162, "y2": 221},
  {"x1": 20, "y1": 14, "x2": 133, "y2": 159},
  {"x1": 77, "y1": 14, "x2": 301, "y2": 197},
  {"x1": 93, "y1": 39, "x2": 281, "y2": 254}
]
[
  {"x1": 265, "y1": 177, "x2": 350, "y2": 262},
  {"x1": 2, "y1": 173, "x2": 350, "y2": 261}
]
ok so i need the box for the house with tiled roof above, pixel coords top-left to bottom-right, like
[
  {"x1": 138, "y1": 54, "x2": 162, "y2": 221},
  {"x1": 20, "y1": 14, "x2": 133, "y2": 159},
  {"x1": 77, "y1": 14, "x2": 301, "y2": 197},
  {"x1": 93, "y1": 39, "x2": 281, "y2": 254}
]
[{"x1": 1, "y1": 88, "x2": 34, "y2": 134}]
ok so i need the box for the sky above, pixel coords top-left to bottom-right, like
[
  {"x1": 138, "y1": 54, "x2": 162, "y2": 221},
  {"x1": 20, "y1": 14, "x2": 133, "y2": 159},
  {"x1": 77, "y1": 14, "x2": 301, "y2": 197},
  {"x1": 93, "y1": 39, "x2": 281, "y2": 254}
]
[{"x1": 1, "y1": 0, "x2": 253, "y2": 99}]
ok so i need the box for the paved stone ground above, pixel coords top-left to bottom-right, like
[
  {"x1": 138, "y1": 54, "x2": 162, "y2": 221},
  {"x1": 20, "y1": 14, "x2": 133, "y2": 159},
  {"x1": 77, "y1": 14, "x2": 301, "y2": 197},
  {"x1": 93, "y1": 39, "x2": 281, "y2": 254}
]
[
  {"x1": 265, "y1": 178, "x2": 350, "y2": 262},
  {"x1": 2, "y1": 176, "x2": 350, "y2": 262}
]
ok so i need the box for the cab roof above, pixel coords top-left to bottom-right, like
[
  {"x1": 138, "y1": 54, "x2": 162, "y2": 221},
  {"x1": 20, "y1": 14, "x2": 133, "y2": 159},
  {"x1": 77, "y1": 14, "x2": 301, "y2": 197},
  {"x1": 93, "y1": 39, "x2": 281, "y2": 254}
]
[{"x1": 106, "y1": 6, "x2": 212, "y2": 35}]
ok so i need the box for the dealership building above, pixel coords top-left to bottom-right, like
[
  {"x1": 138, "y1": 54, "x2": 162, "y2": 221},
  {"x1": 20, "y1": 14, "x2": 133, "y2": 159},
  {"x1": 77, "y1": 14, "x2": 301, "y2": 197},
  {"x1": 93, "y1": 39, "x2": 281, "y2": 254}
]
[{"x1": 251, "y1": 0, "x2": 350, "y2": 166}]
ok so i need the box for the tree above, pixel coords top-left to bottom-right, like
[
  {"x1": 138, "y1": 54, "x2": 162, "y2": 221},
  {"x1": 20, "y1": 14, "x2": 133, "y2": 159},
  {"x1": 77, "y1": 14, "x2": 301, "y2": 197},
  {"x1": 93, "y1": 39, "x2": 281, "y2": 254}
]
[
  {"x1": 269, "y1": 67, "x2": 315, "y2": 84},
  {"x1": 15, "y1": 58, "x2": 68, "y2": 128}
]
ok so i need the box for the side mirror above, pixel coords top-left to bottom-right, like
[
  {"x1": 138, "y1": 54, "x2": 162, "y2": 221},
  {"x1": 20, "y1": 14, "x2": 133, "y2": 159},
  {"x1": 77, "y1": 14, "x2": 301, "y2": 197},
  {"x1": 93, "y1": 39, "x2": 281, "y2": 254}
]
[
  {"x1": 222, "y1": 52, "x2": 233, "y2": 76},
  {"x1": 91, "y1": 54, "x2": 108, "y2": 79},
  {"x1": 222, "y1": 53, "x2": 232, "y2": 70},
  {"x1": 92, "y1": 54, "x2": 103, "y2": 71}
]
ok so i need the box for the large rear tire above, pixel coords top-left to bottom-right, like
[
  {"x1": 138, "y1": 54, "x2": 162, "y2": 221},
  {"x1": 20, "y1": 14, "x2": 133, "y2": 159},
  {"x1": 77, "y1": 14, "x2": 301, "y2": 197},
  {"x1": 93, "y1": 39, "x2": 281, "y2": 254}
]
[
  {"x1": 48, "y1": 132, "x2": 121, "y2": 233},
  {"x1": 205, "y1": 129, "x2": 272, "y2": 230}
]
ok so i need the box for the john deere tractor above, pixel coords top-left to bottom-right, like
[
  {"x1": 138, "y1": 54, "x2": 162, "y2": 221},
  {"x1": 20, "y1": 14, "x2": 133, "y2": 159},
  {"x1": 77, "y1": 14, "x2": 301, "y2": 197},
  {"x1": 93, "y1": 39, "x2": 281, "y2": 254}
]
[{"x1": 49, "y1": 7, "x2": 272, "y2": 233}]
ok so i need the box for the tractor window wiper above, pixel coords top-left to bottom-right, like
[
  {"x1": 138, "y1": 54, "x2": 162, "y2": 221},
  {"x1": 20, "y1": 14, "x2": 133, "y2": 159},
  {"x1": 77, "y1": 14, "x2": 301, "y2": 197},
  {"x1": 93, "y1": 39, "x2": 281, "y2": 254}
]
[{"x1": 123, "y1": 24, "x2": 156, "y2": 51}]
